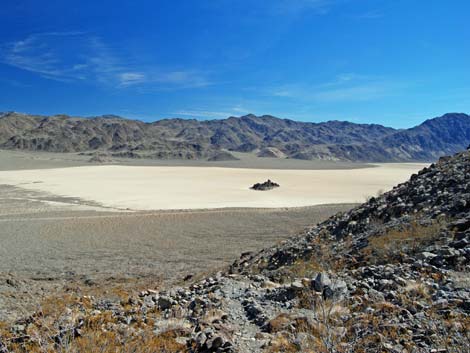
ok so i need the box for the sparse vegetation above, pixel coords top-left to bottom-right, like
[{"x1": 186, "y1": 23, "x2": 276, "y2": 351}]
[
  {"x1": 0, "y1": 292, "x2": 188, "y2": 353},
  {"x1": 364, "y1": 219, "x2": 445, "y2": 263}
]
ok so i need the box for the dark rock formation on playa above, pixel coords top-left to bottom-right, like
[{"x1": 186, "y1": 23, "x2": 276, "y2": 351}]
[{"x1": 251, "y1": 180, "x2": 280, "y2": 191}]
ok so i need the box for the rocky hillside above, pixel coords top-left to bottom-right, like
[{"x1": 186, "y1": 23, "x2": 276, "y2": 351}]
[
  {"x1": 2, "y1": 149, "x2": 469, "y2": 352},
  {"x1": 0, "y1": 112, "x2": 469, "y2": 162}
]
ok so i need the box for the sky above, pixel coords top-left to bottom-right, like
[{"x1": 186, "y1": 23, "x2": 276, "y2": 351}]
[{"x1": 0, "y1": 0, "x2": 469, "y2": 128}]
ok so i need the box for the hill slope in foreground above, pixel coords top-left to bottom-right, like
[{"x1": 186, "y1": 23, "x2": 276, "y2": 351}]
[
  {"x1": 2, "y1": 150, "x2": 469, "y2": 351},
  {"x1": 0, "y1": 112, "x2": 469, "y2": 162}
]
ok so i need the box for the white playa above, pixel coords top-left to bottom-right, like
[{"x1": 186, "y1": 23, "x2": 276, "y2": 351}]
[{"x1": 0, "y1": 164, "x2": 427, "y2": 211}]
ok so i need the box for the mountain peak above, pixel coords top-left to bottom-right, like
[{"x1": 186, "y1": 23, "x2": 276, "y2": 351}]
[{"x1": 240, "y1": 113, "x2": 258, "y2": 119}]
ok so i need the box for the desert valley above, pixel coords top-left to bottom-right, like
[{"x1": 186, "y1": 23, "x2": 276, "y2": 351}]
[
  {"x1": 1, "y1": 1, "x2": 469, "y2": 351},
  {"x1": 0, "y1": 111, "x2": 469, "y2": 352},
  {"x1": 0, "y1": 143, "x2": 425, "y2": 322}
]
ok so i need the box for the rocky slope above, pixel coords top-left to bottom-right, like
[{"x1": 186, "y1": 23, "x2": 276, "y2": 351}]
[
  {"x1": 2, "y1": 150, "x2": 469, "y2": 352},
  {"x1": 1, "y1": 112, "x2": 469, "y2": 162}
]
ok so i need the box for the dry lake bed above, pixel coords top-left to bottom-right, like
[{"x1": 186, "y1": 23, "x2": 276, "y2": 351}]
[{"x1": 0, "y1": 163, "x2": 426, "y2": 211}]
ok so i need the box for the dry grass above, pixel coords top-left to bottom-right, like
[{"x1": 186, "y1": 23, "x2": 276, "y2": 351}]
[
  {"x1": 283, "y1": 232, "x2": 347, "y2": 282},
  {"x1": 3, "y1": 313, "x2": 187, "y2": 353},
  {"x1": 265, "y1": 292, "x2": 352, "y2": 353},
  {"x1": 0, "y1": 286, "x2": 189, "y2": 353},
  {"x1": 264, "y1": 333, "x2": 301, "y2": 353},
  {"x1": 288, "y1": 257, "x2": 325, "y2": 278},
  {"x1": 364, "y1": 220, "x2": 444, "y2": 263},
  {"x1": 69, "y1": 329, "x2": 187, "y2": 353}
]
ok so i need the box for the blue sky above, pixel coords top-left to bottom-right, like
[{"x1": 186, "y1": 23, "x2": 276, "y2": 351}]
[{"x1": 0, "y1": 0, "x2": 468, "y2": 128}]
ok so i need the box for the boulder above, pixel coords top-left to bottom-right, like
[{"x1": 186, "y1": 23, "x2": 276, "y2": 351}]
[{"x1": 312, "y1": 273, "x2": 332, "y2": 292}]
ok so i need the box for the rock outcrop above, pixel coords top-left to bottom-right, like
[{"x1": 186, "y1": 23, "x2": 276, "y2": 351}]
[
  {"x1": 250, "y1": 180, "x2": 280, "y2": 191},
  {"x1": 256, "y1": 147, "x2": 286, "y2": 159},
  {"x1": 207, "y1": 151, "x2": 239, "y2": 162}
]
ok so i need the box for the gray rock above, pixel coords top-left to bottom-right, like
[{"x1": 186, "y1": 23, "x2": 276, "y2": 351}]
[
  {"x1": 419, "y1": 252, "x2": 438, "y2": 260},
  {"x1": 313, "y1": 273, "x2": 331, "y2": 292},
  {"x1": 207, "y1": 335, "x2": 224, "y2": 350},
  {"x1": 157, "y1": 296, "x2": 173, "y2": 310},
  {"x1": 290, "y1": 280, "x2": 304, "y2": 290}
]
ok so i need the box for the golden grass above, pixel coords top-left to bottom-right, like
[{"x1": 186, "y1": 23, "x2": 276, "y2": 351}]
[
  {"x1": 0, "y1": 283, "x2": 189, "y2": 353},
  {"x1": 283, "y1": 232, "x2": 348, "y2": 282},
  {"x1": 70, "y1": 329, "x2": 187, "y2": 353},
  {"x1": 3, "y1": 313, "x2": 187, "y2": 353},
  {"x1": 365, "y1": 220, "x2": 444, "y2": 263},
  {"x1": 264, "y1": 333, "x2": 301, "y2": 353}
]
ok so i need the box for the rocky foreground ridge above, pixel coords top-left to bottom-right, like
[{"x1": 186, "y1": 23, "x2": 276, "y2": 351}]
[
  {"x1": 1, "y1": 150, "x2": 470, "y2": 352},
  {"x1": 0, "y1": 112, "x2": 469, "y2": 162}
]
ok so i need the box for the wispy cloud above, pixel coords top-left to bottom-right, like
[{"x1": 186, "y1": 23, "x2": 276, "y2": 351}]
[
  {"x1": 1, "y1": 32, "x2": 211, "y2": 89},
  {"x1": 310, "y1": 83, "x2": 389, "y2": 102},
  {"x1": 208, "y1": 0, "x2": 335, "y2": 17},
  {"x1": 268, "y1": 73, "x2": 401, "y2": 103},
  {"x1": 348, "y1": 10, "x2": 384, "y2": 20},
  {"x1": 118, "y1": 72, "x2": 146, "y2": 86},
  {"x1": 174, "y1": 106, "x2": 251, "y2": 119},
  {"x1": 153, "y1": 71, "x2": 211, "y2": 89},
  {"x1": 2, "y1": 32, "x2": 85, "y2": 82},
  {"x1": 272, "y1": 0, "x2": 335, "y2": 15}
]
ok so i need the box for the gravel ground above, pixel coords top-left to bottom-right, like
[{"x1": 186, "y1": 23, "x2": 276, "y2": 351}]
[{"x1": 0, "y1": 184, "x2": 355, "y2": 322}]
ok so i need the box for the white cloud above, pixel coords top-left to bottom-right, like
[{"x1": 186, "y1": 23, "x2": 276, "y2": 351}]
[
  {"x1": 207, "y1": 0, "x2": 335, "y2": 18},
  {"x1": 276, "y1": 0, "x2": 335, "y2": 14},
  {"x1": 272, "y1": 89, "x2": 294, "y2": 97},
  {"x1": 267, "y1": 73, "x2": 400, "y2": 103},
  {"x1": 310, "y1": 83, "x2": 388, "y2": 102},
  {"x1": 174, "y1": 110, "x2": 234, "y2": 119},
  {"x1": 348, "y1": 10, "x2": 384, "y2": 20},
  {"x1": 154, "y1": 71, "x2": 211, "y2": 89},
  {"x1": 232, "y1": 105, "x2": 251, "y2": 114},
  {"x1": 118, "y1": 72, "x2": 146, "y2": 86},
  {"x1": 249, "y1": 0, "x2": 335, "y2": 15},
  {"x1": 174, "y1": 106, "x2": 251, "y2": 119},
  {"x1": 1, "y1": 32, "x2": 211, "y2": 90}
]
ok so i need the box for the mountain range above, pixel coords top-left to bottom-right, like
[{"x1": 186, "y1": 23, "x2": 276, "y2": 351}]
[{"x1": 0, "y1": 112, "x2": 469, "y2": 162}]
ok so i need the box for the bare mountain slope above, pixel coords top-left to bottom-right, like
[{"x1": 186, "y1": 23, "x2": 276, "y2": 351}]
[{"x1": 0, "y1": 112, "x2": 469, "y2": 162}]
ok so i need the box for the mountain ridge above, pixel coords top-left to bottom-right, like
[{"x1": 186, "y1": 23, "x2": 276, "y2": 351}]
[{"x1": 0, "y1": 112, "x2": 469, "y2": 162}]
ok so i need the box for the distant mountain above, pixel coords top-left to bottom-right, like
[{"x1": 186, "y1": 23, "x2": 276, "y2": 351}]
[
  {"x1": 379, "y1": 113, "x2": 470, "y2": 160},
  {"x1": 0, "y1": 112, "x2": 469, "y2": 162}
]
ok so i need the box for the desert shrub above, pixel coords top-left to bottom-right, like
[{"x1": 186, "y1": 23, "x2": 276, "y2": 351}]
[
  {"x1": 288, "y1": 257, "x2": 325, "y2": 279},
  {"x1": 70, "y1": 329, "x2": 187, "y2": 353},
  {"x1": 264, "y1": 333, "x2": 300, "y2": 353},
  {"x1": 364, "y1": 220, "x2": 444, "y2": 263},
  {"x1": 1, "y1": 285, "x2": 188, "y2": 353},
  {"x1": 285, "y1": 234, "x2": 348, "y2": 282},
  {"x1": 4, "y1": 316, "x2": 187, "y2": 353},
  {"x1": 266, "y1": 313, "x2": 292, "y2": 334},
  {"x1": 266, "y1": 287, "x2": 353, "y2": 353}
]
